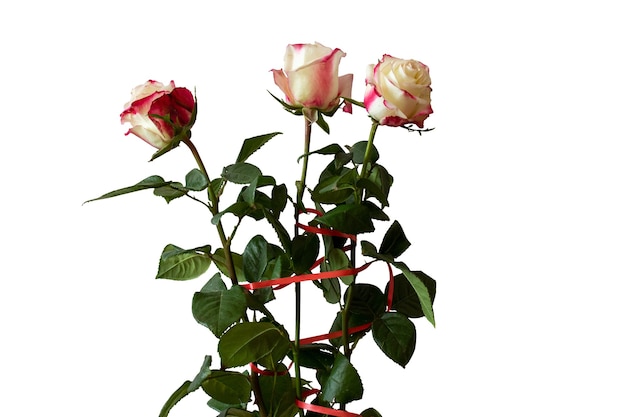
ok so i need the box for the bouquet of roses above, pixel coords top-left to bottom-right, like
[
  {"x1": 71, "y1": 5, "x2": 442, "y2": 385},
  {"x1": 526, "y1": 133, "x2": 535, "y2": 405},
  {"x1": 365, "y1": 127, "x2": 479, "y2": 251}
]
[{"x1": 87, "y1": 42, "x2": 436, "y2": 417}]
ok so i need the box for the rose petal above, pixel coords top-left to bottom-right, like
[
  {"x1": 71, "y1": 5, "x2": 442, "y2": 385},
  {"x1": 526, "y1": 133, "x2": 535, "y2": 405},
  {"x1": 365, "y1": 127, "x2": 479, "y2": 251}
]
[
  {"x1": 284, "y1": 42, "x2": 333, "y2": 72},
  {"x1": 120, "y1": 90, "x2": 167, "y2": 124},
  {"x1": 271, "y1": 69, "x2": 295, "y2": 104},
  {"x1": 126, "y1": 124, "x2": 168, "y2": 149},
  {"x1": 338, "y1": 73, "x2": 353, "y2": 114},
  {"x1": 148, "y1": 95, "x2": 175, "y2": 139},
  {"x1": 169, "y1": 87, "x2": 195, "y2": 126},
  {"x1": 364, "y1": 55, "x2": 432, "y2": 127},
  {"x1": 287, "y1": 47, "x2": 346, "y2": 110}
]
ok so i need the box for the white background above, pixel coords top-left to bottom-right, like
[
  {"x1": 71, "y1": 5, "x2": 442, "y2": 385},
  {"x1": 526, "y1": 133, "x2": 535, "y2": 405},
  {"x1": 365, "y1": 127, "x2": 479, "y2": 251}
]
[{"x1": 2, "y1": 1, "x2": 625, "y2": 416}]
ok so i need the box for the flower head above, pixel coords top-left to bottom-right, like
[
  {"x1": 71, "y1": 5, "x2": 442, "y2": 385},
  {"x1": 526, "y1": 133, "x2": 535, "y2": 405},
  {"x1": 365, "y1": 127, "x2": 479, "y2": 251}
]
[
  {"x1": 121, "y1": 80, "x2": 195, "y2": 149},
  {"x1": 272, "y1": 42, "x2": 353, "y2": 121},
  {"x1": 364, "y1": 55, "x2": 432, "y2": 127}
]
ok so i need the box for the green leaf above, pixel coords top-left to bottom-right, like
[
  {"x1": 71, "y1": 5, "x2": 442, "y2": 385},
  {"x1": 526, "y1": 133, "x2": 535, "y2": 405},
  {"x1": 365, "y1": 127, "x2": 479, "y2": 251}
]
[
  {"x1": 267, "y1": 90, "x2": 303, "y2": 114},
  {"x1": 207, "y1": 399, "x2": 247, "y2": 413},
  {"x1": 262, "y1": 208, "x2": 292, "y2": 255},
  {"x1": 84, "y1": 175, "x2": 168, "y2": 203},
  {"x1": 379, "y1": 220, "x2": 411, "y2": 259},
  {"x1": 311, "y1": 169, "x2": 357, "y2": 204},
  {"x1": 211, "y1": 177, "x2": 225, "y2": 196},
  {"x1": 315, "y1": 204, "x2": 375, "y2": 235},
  {"x1": 199, "y1": 273, "x2": 226, "y2": 293},
  {"x1": 212, "y1": 249, "x2": 246, "y2": 282},
  {"x1": 372, "y1": 312, "x2": 416, "y2": 368},
  {"x1": 356, "y1": 178, "x2": 388, "y2": 207},
  {"x1": 320, "y1": 353, "x2": 363, "y2": 404},
  {"x1": 236, "y1": 132, "x2": 282, "y2": 163},
  {"x1": 259, "y1": 370, "x2": 299, "y2": 417},
  {"x1": 313, "y1": 276, "x2": 341, "y2": 304},
  {"x1": 264, "y1": 251, "x2": 290, "y2": 279},
  {"x1": 367, "y1": 165, "x2": 393, "y2": 206},
  {"x1": 360, "y1": 240, "x2": 394, "y2": 263},
  {"x1": 316, "y1": 112, "x2": 330, "y2": 134},
  {"x1": 257, "y1": 334, "x2": 292, "y2": 371},
  {"x1": 347, "y1": 283, "x2": 385, "y2": 320},
  {"x1": 185, "y1": 168, "x2": 209, "y2": 191},
  {"x1": 189, "y1": 355, "x2": 212, "y2": 392},
  {"x1": 202, "y1": 371, "x2": 251, "y2": 404},
  {"x1": 242, "y1": 235, "x2": 269, "y2": 282},
  {"x1": 360, "y1": 240, "x2": 378, "y2": 258},
  {"x1": 363, "y1": 201, "x2": 389, "y2": 221},
  {"x1": 271, "y1": 184, "x2": 288, "y2": 215},
  {"x1": 360, "y1": 408, "x2": 383, "y2": 417},
  {"x1": 192, "y1": 285, "x2": 246, "y2": 337},
  {"x1": 291, "y1": 233, "x2": 320, "y2": 275},
  {"x1": 351, "y1": 141, "x2": 379, "y2": 165},
  {"x1": 328, "y1": 311, "x2": 371, "y2": 347},
  {"x1": 149, "y1": 132, "x2": 183, "y2": 161},
  {"x1": 153, "y1": 182, "x2": 186, "y2": 203},
  {"x1": 333, "y1": 152, "x2": 354, "y2": 171},
  {"x1": 328, "y1": 248, "x2": 353, "y2": 285},
  {"x1": 212, "y1": 201, "x2": 251, "y2": 225},
  {"x1": 222, "y1": 162, "x2": 262, "y2": 184},
  {"x1": 240, "y1": 189, "x2": 272, "y2": 221},
  {"x1": 392, "y1": 262, "x2": 436, "y2": 327},
  {"x1": 255, "y1": 175, "x2": 277, "y2": 187},
  {"x1": 218, "y1": 322, "x2": 290, "y2": 368},
  {"x1": 387, "y1": 271, "x2": 436, "y2": 319},
  {"x1": 156, "y1": 244, "x2": 212, "y2": 281},
  {"x1": 159, "y1": 380, "x2": 192, "y2": 417},
  {"x1": 318, "y1": 160, "x2": 348, "y2": 184},
  {"x1": 297, "y1": 344, "x2": 335, "y2": 371},
  {"x1": 298, "y1": 143, "x2": 344, "y2": 163},
  {"x1": 241, "y1": 177, "x2": 259, "y2": 205}
]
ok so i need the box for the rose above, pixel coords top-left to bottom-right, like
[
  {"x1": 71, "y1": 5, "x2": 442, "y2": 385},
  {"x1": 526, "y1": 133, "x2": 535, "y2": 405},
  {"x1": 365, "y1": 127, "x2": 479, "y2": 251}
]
[
  {"x1": 364, "y1": 55, "x2": 433, "y2": 127},
  {"x1": 272, "y1": 42, "x2": 353, "y2": 121},
  {"x1": 120, "y1": 80, "x2": 195, "y2": 149}
]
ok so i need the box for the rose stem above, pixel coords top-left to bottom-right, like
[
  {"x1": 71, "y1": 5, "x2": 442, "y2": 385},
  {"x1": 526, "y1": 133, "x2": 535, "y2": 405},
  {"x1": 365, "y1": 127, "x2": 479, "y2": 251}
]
[
  {"x1": 294, "y1": 115, "x2": 312, "y2": 417},
  {"x1": 182, "y1": 137, "x2": 270, "y2": 417},
  {"x1": 341, "y1": 121, "x2": 379, "y2": 360},
  {"x1": 182, "y1": 138, "x2": 238, "y2": 283}
]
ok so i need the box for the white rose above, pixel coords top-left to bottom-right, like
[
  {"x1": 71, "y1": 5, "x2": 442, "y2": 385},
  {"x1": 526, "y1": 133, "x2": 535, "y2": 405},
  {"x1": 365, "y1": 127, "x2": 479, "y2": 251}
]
[{"x1": 364, "y1": 55, "x2": 432, "y2": 127}]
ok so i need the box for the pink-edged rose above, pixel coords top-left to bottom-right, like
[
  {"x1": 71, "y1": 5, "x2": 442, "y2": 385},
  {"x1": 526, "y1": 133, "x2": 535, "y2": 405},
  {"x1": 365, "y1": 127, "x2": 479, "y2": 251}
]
[
  {"x1": 364, "y1": 55, "x2": 433, "y2": 127},
  {"x1": 120, "y1": 80, "x2": 195, "y2": 149},
  {"x1": 272, "y1": 42, "x2": 353, "y2": 121}
]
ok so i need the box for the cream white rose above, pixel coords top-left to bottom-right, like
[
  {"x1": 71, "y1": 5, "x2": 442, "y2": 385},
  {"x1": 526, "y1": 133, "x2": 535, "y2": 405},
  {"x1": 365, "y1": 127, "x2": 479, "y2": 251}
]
[
  {"x1": 272, "y1": 42, "x2": 353, "y2": 121},
  {"x1": 364, "y1": 55, "x2": 432, "y2": 127}
]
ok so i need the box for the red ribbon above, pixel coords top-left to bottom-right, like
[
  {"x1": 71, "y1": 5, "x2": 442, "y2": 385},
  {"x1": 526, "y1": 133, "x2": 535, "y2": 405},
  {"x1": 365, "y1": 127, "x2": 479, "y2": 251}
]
[
  {"x1": 294, "y1": 389, "x2": 362, "y2": 417},
  {"x1": 249, "y1": 362, "x2": 292, "y2": 376},
  {"x1": 295, "y1": 399, "x2": 362, "y2": 417},
  {"x1": 299, "y1": 322, "x2": 372, "y2": 345},
  {"x1": 240, "y1": 262, "x2": 371, "y2": 291},
  {"x1": 241, "y1": 208, "x2": 395, "y2": 417}
]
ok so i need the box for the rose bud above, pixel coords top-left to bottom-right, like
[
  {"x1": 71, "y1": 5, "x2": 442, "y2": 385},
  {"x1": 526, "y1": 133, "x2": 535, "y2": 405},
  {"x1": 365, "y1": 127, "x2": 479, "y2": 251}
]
[
  {"x1": 364, "y1": 55, "x2": 433, "y2": 127},
  {"x1": 121, "y1": 80, "x2": 195, "y2": 149},
  {"x1": 272, "y1": 42, "x2": 353, "y2": 121}
]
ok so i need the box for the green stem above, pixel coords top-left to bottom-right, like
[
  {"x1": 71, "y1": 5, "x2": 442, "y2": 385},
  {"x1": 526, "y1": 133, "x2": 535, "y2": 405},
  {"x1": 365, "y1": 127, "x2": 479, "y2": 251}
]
[
  {"x1": 183, "y1": 138, "x2": 276, "y2": 319},
  {"x1": 357, "y1": 121, "x2": 379, "y2": 200},
  {"x1": 342, "y1": 121, "x2": 379, "y2": 360},
  {"x1": 182, "y1": 137, "x2": 218, "y2": 210},
  {"x1": 296, "y1": 119, "x2": 312, "y2": 208},
  {"x1": 183, "y1": 137, "x2": 270, "y2": 417},
  {"x1": 249, "y1": 372, "x2": 267, "y2": 417},
  {"x1": 293, "y1": 117, "x2": 312, "y2": 417},
  {"x1": 182, "y1": 138, "x2": 237, "y2": 283}
]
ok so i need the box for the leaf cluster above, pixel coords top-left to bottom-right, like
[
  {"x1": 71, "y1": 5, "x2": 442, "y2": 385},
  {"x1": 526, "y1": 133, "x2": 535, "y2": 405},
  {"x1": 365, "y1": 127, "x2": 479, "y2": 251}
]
[{"x1": 87, "y1": 105, "x2": 436, "y2": 417}]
